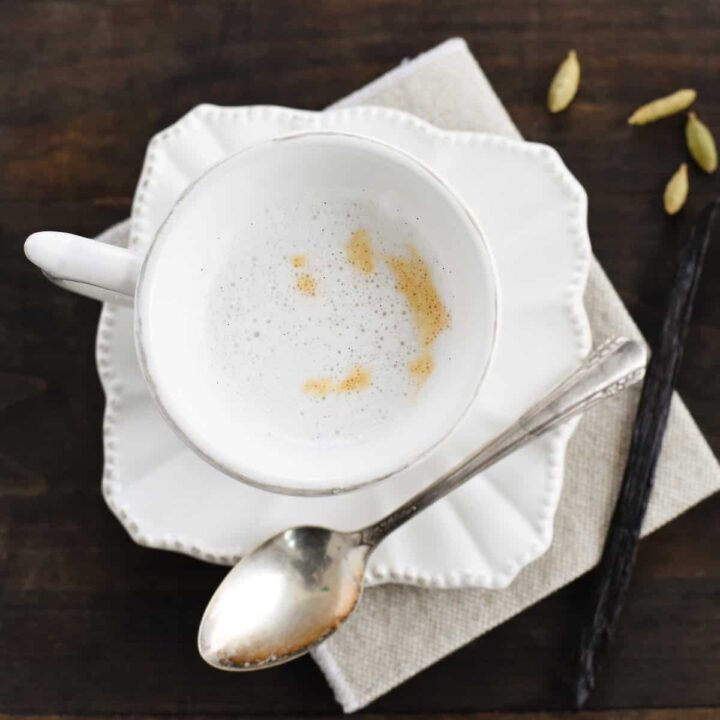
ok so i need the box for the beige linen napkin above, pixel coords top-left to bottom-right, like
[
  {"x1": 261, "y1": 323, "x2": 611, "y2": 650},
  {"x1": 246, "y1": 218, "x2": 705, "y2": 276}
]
[{"x1": 310, "y1": 38, "x2": 720, "y2": 712}]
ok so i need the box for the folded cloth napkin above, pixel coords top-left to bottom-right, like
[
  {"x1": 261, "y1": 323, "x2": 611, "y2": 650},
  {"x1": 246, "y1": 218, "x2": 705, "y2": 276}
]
[{"x1": 309, "y1": 38, "x2": 720, "y2": 712}]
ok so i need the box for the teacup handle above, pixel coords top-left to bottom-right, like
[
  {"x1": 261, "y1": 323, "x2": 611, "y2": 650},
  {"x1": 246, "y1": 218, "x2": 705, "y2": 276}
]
[{"x1": 25, "y1": 231, "x2": 143, "y2": 306}]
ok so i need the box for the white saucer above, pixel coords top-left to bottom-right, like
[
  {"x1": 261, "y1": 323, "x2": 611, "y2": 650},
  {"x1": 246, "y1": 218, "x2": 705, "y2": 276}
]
[{"x1": 97, "y1": 105, "x2": 591, "y2": 589}]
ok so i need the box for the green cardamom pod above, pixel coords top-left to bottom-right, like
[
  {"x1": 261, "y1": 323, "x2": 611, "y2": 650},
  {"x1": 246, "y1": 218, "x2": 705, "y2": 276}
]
[
  {"x1": 547, "y1": 50, "x2": 580, "y2": 114},
  {"x1": 663, "y1": 163, "x2": 689, "y2": 215},
  {"x1": 686, "y1": 112, "x2": 718, "y2": 173},
  {"x1": 628, "y1": 89, "x2": 696, "y2": 125}
]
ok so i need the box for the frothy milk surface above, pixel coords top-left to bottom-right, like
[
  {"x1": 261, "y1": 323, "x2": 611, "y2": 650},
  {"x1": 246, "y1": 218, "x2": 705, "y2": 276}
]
[{"x1": 203, "y1": 193, "x2": 455, "y2": 451}]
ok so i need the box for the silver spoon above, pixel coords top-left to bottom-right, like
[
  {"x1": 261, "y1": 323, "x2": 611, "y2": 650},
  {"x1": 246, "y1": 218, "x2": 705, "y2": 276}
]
[{"x1": 198, "y1": 337, "x2": 646, "y2": 671}]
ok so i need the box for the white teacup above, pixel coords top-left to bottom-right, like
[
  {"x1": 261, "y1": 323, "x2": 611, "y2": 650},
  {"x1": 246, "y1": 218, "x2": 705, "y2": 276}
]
[{"x1": 25, "y1": 132, "x2": 499, "y2": 495}]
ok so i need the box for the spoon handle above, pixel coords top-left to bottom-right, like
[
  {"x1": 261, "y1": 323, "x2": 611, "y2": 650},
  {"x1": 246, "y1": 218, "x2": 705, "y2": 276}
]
[{"x1": 361, "y1": 337, "x2": 647, "y2": 547}]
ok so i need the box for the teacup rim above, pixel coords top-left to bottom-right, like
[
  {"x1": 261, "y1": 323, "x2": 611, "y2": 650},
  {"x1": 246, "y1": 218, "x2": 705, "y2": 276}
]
[{"x1": 134, "y1": 130, "x2": 500, "y2": 496}]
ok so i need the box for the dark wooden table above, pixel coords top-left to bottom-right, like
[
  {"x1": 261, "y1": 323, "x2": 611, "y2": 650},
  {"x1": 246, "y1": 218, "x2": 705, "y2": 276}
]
[{"x1": 2, "y1": 1, "x2": 720, "y2": 718}]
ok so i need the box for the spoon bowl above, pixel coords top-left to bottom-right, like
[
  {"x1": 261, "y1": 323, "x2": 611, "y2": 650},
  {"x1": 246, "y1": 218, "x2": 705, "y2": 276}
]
[{"x1": 198, "y1": 527, "x2": 370, "y2": 670}]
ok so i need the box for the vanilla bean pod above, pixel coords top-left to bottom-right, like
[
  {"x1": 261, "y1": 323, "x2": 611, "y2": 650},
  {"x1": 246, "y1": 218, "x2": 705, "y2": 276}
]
[{"x1": 574, "y1": 199, "x2": 720, "y2": 708}]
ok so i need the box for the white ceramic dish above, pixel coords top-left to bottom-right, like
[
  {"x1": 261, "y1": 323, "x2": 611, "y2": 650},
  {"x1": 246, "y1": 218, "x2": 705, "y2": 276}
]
[
  {"x1": 137, "y1": 132, "x2": 499, "y2": 495},
  {"x1": 98, "y1": 105, "x2": 591, "y2": 589}
]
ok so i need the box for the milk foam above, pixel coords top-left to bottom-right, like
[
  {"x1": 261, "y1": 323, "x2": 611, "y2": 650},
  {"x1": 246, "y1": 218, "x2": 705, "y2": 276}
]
[{"x1": 202, "y1": 193, "x2": 456, "y2": 451}]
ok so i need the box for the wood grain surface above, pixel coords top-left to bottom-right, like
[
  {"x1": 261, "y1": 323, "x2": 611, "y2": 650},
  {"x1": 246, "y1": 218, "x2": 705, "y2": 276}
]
[{"x1": 1, "y1": 1, "x2": 720, "y2": 717}]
